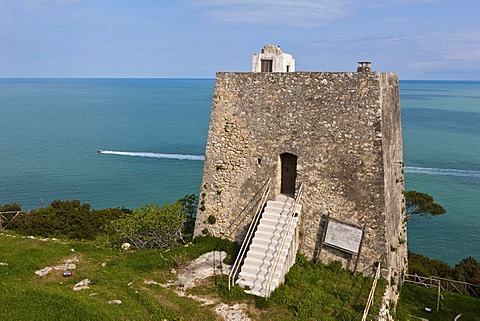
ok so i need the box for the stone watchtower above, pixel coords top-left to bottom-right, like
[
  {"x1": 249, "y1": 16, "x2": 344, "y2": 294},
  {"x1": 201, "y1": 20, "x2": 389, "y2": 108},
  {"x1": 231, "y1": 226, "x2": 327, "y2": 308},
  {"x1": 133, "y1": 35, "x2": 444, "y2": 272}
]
[{"x1": 194, "y1": 46, "x2": 407, "y2": 302}]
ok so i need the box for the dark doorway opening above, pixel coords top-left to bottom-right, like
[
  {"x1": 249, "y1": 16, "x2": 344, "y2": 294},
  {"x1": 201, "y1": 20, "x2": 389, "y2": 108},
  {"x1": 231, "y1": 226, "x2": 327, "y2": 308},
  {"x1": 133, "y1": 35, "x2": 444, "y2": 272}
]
[
  {"x1": 261, "y1": 59, "x2": 273, "y2": 72},
  {"x1": 280, "y1": 153, "x2": 297, "y2": 196}
]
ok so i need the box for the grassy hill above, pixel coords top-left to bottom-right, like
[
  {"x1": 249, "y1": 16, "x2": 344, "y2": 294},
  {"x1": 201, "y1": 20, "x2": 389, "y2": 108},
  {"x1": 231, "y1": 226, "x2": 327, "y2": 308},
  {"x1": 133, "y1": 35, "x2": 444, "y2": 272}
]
[
  {"x1": 2, "y1": 230, "x2": 478, "y2": 320},
  {"x1": 0, "y1": 231, "x2": 387, "y2": 320}
]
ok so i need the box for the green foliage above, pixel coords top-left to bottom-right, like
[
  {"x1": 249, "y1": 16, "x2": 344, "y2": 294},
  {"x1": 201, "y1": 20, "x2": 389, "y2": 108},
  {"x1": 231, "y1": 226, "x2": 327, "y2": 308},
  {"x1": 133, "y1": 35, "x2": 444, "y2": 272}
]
[
  {"x1": 0, "y1": 203, "x2": 21, "y2": 212},
  {"x1": 259, "y1": 254, "x2": 386, "y2": 320},
  {"x1": 408, "y1": 252, "x2": 455, "y2": 279},
  {"x1": 178, "y1": 194, "x2": 198, "y2": 218},
  {"x1": 8, "y1": 200, "x2": 129, "y2": 240},
  {"x1": 178, "y1": 194, "x2": 198, "y2": 241},
  {"x1": 0, "y1": 232, "x2": 221, "y2": 321},
  {"x1": 207, "y1": 215, "x2": 216, "y2": 224},
  {"x1": 111, "y1": 203, "x2": 187, "y2": 249},
  {"x1": 408, "y1": 252, "x2": 480, "y2": 287},
  {"x1": 404, "y1": 190, "x2": 446, "y2": 216},
  {"x1": 455, "y1": 256, "x2": 480, "y2": 286}
]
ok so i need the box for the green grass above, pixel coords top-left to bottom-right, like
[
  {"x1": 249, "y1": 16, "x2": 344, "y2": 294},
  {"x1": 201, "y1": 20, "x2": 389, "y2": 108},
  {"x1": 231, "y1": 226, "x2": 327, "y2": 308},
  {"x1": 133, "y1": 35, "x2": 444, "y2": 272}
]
[
  {"x1": 0, "y1": 232, "x2": 223, "y2": 320},
  {"x1": 396, "y1": 283, "x2": 480, "y2": 321},
  {"x1": 0, "y1": 231, "x2": 390, "y2": 320}
]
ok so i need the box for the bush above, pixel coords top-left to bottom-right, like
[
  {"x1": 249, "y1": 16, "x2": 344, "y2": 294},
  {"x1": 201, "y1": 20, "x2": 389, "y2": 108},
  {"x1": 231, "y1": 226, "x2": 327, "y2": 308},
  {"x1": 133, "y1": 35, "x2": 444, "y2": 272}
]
[
  {"x1": 455, "y1": 256, "x2": 480, "y2": 286},
  {"x1": 9, "y1": 200, "x2": 129, "y2": 240},
  {"x1": 409, "y1": 252, "x2": 480, "y2": 286},
  {"x1": 408, "y1": 252, "x2": 454, "y2": 279},
  {"x1": 111, "y1": 202, "x2": 187, "y2": 249},
  {"x1": 178, "y1": 194, "x2": 198, "y2": 241},
  {"x1": 0, "y1": 203, "x2": 21, "y2": 212}
]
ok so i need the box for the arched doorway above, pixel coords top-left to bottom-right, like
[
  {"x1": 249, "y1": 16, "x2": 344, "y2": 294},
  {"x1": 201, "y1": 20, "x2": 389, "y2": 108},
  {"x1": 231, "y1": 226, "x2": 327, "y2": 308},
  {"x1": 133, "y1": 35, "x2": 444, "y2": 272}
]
[{"x1": 280, "y1": 153, "x2": 297, "y2": 196}]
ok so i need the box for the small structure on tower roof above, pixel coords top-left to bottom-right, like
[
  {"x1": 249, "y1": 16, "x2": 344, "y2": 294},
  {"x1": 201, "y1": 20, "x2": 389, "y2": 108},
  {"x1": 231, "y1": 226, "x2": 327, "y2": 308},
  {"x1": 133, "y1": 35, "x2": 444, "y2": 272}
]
[{"x1": 252, "y1": 45, "x2": 295, "y2": 73}]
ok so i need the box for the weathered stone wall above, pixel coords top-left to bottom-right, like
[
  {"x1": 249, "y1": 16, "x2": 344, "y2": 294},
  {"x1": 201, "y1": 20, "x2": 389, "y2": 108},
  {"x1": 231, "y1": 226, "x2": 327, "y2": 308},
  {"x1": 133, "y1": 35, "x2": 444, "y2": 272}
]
[
  {"x1": 379, "y1": 73, "x2": 408, "y2": 302},
  {"x1": 194, "y1": 71, "x2": 406, "y2": 280}
]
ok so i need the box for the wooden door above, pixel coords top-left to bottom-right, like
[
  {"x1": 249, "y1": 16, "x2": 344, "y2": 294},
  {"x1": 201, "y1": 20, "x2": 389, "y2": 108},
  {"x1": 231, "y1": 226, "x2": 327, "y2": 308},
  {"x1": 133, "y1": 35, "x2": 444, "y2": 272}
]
[
  {"x1": 280, "y1": 153, "x2": 297, "y2": 196},
  {"x1": 261, "y1": 59, "x2": 273, "y2": 72}
]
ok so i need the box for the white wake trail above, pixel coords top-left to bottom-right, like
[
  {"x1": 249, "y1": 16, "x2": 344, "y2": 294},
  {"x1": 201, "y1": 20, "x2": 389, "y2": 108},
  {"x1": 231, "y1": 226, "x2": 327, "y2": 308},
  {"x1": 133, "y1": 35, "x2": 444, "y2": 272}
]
[
  {"x1": 405, "y1": 166, "x2": 480, "y2": 178},
  {"x1": 98, "y1": 150, "x2": 205, "y2": 161}
]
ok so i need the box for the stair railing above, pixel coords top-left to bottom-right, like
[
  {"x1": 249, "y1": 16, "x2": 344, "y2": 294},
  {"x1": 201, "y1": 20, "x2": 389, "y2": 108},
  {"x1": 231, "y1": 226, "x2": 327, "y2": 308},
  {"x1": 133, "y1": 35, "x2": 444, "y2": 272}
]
[
  {"x1": 265, "y1": 182, "x2": 304, "y2": 297},
  {"x1": 228, "y1": 178, "x2": 271, "y2": 290}
]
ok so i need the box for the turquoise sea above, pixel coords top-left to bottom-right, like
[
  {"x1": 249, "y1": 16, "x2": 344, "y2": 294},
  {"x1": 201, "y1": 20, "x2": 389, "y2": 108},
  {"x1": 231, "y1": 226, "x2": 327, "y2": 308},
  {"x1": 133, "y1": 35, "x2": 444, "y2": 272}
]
[{"x1": 0, "y1": 78, "x2": 478, "y2": 265}]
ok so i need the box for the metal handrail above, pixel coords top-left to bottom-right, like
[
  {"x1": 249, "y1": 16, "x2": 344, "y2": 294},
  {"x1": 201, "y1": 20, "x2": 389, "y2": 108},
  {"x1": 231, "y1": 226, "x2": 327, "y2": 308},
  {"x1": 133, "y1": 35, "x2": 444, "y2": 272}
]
[
  {"x1": 362, "y1": 262, "x2": 381, "y2": 321},
  {"x1": 265, "y1": 182, "x2": 304, "y2": 297},
  {"x1": 228, "y1": 178, "x2": 271, "y2": 290}
]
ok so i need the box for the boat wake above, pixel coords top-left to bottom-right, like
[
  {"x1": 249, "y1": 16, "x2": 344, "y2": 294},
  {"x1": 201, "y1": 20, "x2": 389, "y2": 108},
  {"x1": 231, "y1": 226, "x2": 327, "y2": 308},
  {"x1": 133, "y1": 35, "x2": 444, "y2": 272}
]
[
  {"x1": 98, "y1": 150, "x2": 205, "y2": 161},
  {"x1": 405, "y1": 166, "x2": 480, "y2": 178}
]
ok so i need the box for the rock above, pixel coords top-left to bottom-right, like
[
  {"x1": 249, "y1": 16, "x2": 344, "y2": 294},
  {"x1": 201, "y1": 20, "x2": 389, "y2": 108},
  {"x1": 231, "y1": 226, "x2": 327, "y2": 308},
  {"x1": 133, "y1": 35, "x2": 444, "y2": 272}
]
[
  {"x1": 35, "y1": 267, "x2": 53, "y2": 277},
  {"x1": 0, "y1": 262, "x2": 8, "y2": 266},
  {"x1": 73, "y1": 278, "x2": 91, "y2": 291},
  {"x1": 121, "y1": 243, "x2": 131, "y2": 251},
  {"x1": 108, "y1": 300, "x2": 122, "y2": 304}
]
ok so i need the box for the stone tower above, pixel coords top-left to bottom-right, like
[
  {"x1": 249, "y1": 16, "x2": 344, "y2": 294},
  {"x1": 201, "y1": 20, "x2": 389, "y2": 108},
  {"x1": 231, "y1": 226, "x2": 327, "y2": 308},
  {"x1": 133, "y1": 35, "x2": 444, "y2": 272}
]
[{"x1": 194, "y1": 47, "x2": 407, "y2": 301}]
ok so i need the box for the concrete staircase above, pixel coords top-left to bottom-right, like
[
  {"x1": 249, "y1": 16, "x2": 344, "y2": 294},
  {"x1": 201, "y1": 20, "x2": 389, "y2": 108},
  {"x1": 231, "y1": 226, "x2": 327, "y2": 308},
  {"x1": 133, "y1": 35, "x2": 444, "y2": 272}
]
[{"x1": 236, "y1": 194, "x2": 301, "y2": 297}]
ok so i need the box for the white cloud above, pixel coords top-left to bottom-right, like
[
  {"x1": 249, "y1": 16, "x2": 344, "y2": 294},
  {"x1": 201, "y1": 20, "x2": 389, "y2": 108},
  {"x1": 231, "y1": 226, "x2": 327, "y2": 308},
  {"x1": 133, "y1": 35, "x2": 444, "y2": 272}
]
[{"x1": 190, "y1": 0, "x2": 352, "y2": 27}]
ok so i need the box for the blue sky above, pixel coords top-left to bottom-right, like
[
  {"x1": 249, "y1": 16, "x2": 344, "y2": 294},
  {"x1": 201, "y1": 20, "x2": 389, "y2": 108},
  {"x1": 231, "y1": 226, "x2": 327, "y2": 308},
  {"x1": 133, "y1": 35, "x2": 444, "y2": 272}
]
[{"x1": 0, "y1": 0, "x2": 479, "y2": 79}]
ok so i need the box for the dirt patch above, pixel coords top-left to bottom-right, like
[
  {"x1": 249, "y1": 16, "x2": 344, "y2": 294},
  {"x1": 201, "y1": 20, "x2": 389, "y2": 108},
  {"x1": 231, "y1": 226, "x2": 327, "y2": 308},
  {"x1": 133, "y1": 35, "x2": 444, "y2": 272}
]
[{"x1": 145, "y1": 251, "x2": 252, "y2": 321}]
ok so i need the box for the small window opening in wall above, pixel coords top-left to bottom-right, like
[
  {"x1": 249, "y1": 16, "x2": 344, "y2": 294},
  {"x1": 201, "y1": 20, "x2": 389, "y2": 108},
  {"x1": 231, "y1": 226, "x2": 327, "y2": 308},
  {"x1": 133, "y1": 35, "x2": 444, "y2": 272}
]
[
  {"x1": 257, "y1": 158, "x2": 262, "y2": 165},
  {"x1": 261, "y1": 59, "x2": 273, "y2": 72}
]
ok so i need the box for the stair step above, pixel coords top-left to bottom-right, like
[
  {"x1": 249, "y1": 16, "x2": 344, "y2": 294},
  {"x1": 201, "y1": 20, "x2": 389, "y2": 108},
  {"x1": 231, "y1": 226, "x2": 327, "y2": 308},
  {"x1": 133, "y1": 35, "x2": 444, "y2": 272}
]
[
  {"x1": 259, "y1": 217, "x2": 289, "y2": 227},
  {"x1": 246, "y1": 246, "x2": 289, "y2": 258},
  {"x1": 239, "y1": 265, "x2": 284, "y2": 278},
  {"x1": 275, "y1": 194, "x2": 294, "y2": 202},
  {"x1": 253, "y1": 230, "x2": 294, "y2": 242},
  {"x1": 257, "y1": 224, "x2": 286, "y2": 234},
  {"x1": 264, "y1": 202, "x2": 291, "y2": 210},
  {"x1": 257, "y1": 218, "x2": 297, "y2": 231},
  {"x1": 242, "y1": 255, "x2": 287, "y2": 268},
  {"x1": 243, "y1": 288, "x2": 265, "y2": 297},
  {"x1": 237, "y1": 278, "x2": 281, "y2": 295},
  {"x1": 237, "y1": 278, "x2": 278, "y2": 296},
  {"x1": 251, "y1": 236, "x2": 284, "y2": 247},
  {"x1": 237, "y1": 270, "x2": 282, "y2": 285},
  {"x1": 262, "y1": 212, "x2": 288, "y2": 220}
]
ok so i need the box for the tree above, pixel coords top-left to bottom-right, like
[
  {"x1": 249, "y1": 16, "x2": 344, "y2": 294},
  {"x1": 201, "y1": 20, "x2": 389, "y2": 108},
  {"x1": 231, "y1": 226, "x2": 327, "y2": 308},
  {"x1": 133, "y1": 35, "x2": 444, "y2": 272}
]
[
  {"x1": 178, "y1": 194, "x2": 198, "y2": 239},
  {"x1": 111, "y1": 202, "x2": 187, "y2": 249},
  {"x1": 0, "y1": 203, "x2": 21, "y2": 212},
  {"x1": 455, "y1": 256, "x2": 480, "y2": 286},
  {"x1": 404, "y1": 190, "x2": 446, "y2": 217}
]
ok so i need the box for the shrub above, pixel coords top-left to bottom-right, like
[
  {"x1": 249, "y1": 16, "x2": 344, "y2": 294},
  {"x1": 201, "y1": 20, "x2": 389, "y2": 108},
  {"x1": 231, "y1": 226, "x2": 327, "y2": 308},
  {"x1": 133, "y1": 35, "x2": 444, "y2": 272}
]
[
  {"x1": 455, "y1": 256, "x2": 480, "y2": 286},
  {"x1": 177, "y1": 194, "x2": 198, "y2": 241},
  {"x1": 9, "y1": 200, "x2": 129, "y2": 240},
  {"x1": 207, "y1": 215, "x2": 216, "y2": 224},
  {"x1": 111, "y1": 202, "x2": 187, "y2": 249},
  {"x1": 408, "y1": 252, "x2": 454, "y2": 279},
  {"x1": 0, "y1": 203, "x2": 21, "y2": 212}
]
